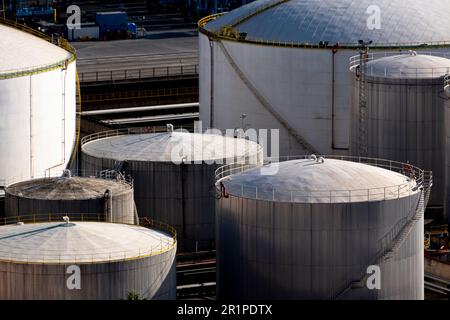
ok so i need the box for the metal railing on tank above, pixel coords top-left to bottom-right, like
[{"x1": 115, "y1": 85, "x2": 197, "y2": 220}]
[
  {"x1": 198, "y1": 13, "x2": 450, "y2": 50},
  {"x1": 0, "y1": 18, "x2": 76, "y2": 79},
  {"x1": 349, "y1": 51, "x2": 450, "y2": 78},
  {"x1": 81, "y1": 126, "x2": 263, "y2": 164},
  {"x1": 215, "y1": 155, "x2": 432, "y2": 204},
  {"x1": 0, "y1": 214, "x2": 177, "y2": 264},
  {"x1": 0, "y1": 169, "x2": 133, "y2": 189}
]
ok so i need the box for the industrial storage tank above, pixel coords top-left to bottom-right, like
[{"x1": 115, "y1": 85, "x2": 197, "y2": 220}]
[
  {"x1": 215, "y1": 156, "x2": 431, "y2": 299},
  {"x1": 0, "y1": 21, "x2": 77, "y2": 188},
  {"x1": 81, "y1": 128, "x2": 263, "y2": 252},
  {"x1": 4, "y1": 171, "x2": 135, "y2": 224},
  {"x1": 349, "y1": 52, "x2": 450, "y2": 222},
  {"x1": 0, "y1": 216, "x2": 176, "y2": 300},
  {"x1": 198, "y1": 0, "x2": 450, "y2": 156}
]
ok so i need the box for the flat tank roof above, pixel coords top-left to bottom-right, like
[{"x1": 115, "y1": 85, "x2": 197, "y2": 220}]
[
  {"x1": 6, "y1": 177, "x2": 131, "y2": 200},
  {"x1": 223, "y1": 158, "x2": 419, "y2": 203},
  {"x1": 0, "y1": 24, "x2": 73, "y2": 74},
  {"x1": 364, "y1": 54, "x2": 450, "y2": 79},
  {"x1": 204, "y1": 0, "x2": 450, "y2": 46},
  {"x1": 82, "y1": 131, "x2": 261, "y2": 162},
  {"x1": 0, "y1": 222, "x2": 175, "y2": 263}
]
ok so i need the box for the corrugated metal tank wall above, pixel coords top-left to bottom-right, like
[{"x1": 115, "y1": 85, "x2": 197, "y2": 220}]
[
  {"x1": 216, "y1": 193, "x2": 423, "y2": 300},
  {"x1": 351, "y1": 73, "x2": 450, "y2": 220},
  {"x1": 5, "y1": 179, "x2": 135, "y2": 225},
  {"x1": 0, "y1": 245, "x2": 176, "y2": 300},
  {"x1": 0, "y1": 195, "x2": 4, "y2": 219},
  {"x1": 199, "y1": 36, "x2": 450, "y2": 157},
  {"x1": 0, "y1": 61, "x2": 76, "y2": 186},
  {"x1": 82, "y1": 152, "x2": 262, "y2": 252}
]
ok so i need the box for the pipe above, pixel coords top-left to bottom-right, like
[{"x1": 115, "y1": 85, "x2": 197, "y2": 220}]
[
  {"x1": 104, "y1": 189, "x2": 112, "y2": 223},
  {"x1": 79, "y1": 102, "x2": 199, "y2": 116},
  {"x1": 210, "y1": 39, "x2": 215, "y2": 127}
]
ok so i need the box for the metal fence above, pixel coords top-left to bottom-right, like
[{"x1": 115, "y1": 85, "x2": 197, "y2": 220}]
[
  {"x1": 349, "y1": 51, "x2": 450, "y2": 78},
  {"x1": 215, "y1": 155, "x2": 432, "y2": 203},
  {"x1": 0, "y1": 213, "x2": 177, "y2": 264},
  {"x1": 81, "y1": 86, "x2": 198, "y2": 103},
  {"x1": 199, "y1": 13, "x2": 450, "y2": 50},
  {"x1": 0, "y1": 169, "x2": 133, "y2": 189},
  {"x1": 79, "y1": 64, "x2": 198, "y2": 83}
]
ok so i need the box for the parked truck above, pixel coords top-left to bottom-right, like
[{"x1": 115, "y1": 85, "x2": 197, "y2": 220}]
[{"x1": 95, "y1": 11, "x2": 136, "y2": 40}]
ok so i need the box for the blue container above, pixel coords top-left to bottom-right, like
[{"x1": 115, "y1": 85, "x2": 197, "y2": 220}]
[{"x1": 95, "y1": 11, "x2": 128, "y2": 37}]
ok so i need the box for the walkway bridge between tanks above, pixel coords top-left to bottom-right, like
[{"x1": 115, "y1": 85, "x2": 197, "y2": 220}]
[{"x1": 331, "y1": 173, "x2": 433, "y2": 300}]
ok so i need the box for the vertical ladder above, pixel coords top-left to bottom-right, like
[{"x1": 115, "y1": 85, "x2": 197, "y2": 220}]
[{"x1": 358, "y1": 48, "x2": 369, "y2": 157}]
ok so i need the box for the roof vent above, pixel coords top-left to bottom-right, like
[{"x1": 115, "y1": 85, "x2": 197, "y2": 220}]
[
  {"x1": 62, "y1": 169, "x2": 72, "y2": 178},
  {"x1": 166, "y1": 124, "x2": 174, "y2": 133},
  {"x1": 409, "y1": 50, "x2": 417, "y2": 56},
  {"x1": 309, "y1": 154, "x2": 317, "y2": 161},
  {"x1": 63, "y1": 216, "x2": 70, "y2": 224}
]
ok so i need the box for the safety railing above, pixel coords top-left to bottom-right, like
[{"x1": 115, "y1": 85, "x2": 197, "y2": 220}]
[
  {"x1": 198, "y1": 14, "x2": 450, "y2": 50},
  {"x1": 81, "y1": 127, "x2": 164, "y2": 146},
  {"x1": 215, "y1": 155, "x2": 432, "y2": 204},
  {"x1": 0, "y1": 18, "x2": 76, "y2": 79},
  {"x1": 81, "y1": 125, "x2": 220, "y2": 147},
  {"x1": 79, "y1": 64, "x2": 198, "y2": 83},
  {"x1": 198, "y1": 13, "x2": 227, "y2": 28},
  {"x1": 0, "y1": 169, "x2": 133, "y2": 190},
  {"x1": 349, "y1": 51, "x2": 450, "y2": 78},
  {"x1": 81, "y1": 86, "x2": 198, "y2": 103},
  {"x1": 81, "y1": 126, "x2": 263, "y2": 164},
  {"x1": 0, "y1": 214, "x2": 177, "y2": 264}
]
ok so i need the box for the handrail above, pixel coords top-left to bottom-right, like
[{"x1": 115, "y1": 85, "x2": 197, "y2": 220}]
[
  {"x1": 198, "y1": 13, "x2": 227, "y2": 28},
  {"x1": 0, "y1": 18, "x2": 76, "y2": 79},
  {"x1": 1, "y1": 169, "x2": 133, "y2": 189},
  {"x1": 198, "y1": 14, "x2": 450, "y2": 50},
  {"x1": 215, "y1": 155, "x2": 431, "y2": 204},
  {"x1": 349, "y1": 51, "x2": 450, "y2": 77},
  {"x1": 79, "y1": 64, "x2": 198, "y2": 83},
  {"x1": 81, "y1": 126, "x2": 263, "y2": 164},
  {"x1": 0, "y1": 214, "x2": 177, "y2": 264},
  {"x1": 81, "y1": 127, "x2": 179, "y2": 146}
]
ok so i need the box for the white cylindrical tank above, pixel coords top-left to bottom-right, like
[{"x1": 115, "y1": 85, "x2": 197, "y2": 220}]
[
  {"x1": 350, "y1": 52, "x2": 450, "y2": 222},
  {"x1": 199, "y1": 0, "x2": 450, "y2": 156},
  {"x1": 5, "y1": 172, "x2": 135, "y2": 224},
  {"x1": 81, "y1": 128, "x2": 263, "y2": 252},
  {"x1": 0, "y1": 218, "x2": 176, "y2": 300},
  {"x1": 216, "y1": 156, "x2": 430, "y2": 299},
  {"x1": 0, "y1": 23, "x2": 77, "y2": 187}
]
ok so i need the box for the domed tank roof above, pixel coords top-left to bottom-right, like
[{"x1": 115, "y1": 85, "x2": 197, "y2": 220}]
[
  {"x1": 0, "y1": 24, "x2": 73, "y2": 74},
  {"x1": 6, "y1": 176, "x2": 132, "y2": 200},
  {"x1": 222, "y1": 158, "x2": 419, "y2": 203},
  {"x1": 0, "y1": 221, "x2": 175, "y2": 263},
  {"x1": 363, "y1": 53, "x2": 450, "y2": 79},
  {"x1": 204, "y1": 0, "x2": 450, "y2": 47},
  {"x1": 82, "y1": 131, "x2": 261, "y2": 162}
]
